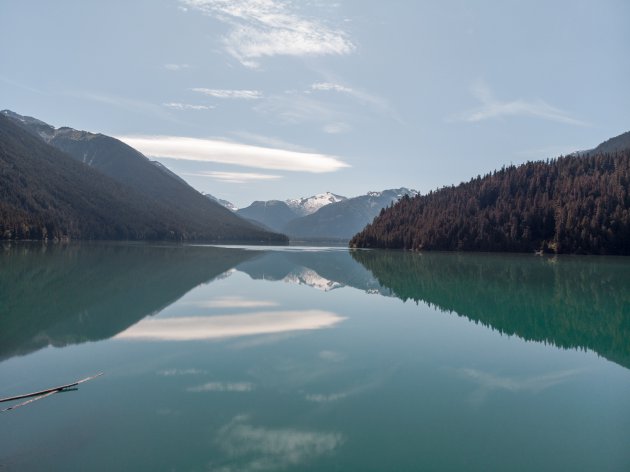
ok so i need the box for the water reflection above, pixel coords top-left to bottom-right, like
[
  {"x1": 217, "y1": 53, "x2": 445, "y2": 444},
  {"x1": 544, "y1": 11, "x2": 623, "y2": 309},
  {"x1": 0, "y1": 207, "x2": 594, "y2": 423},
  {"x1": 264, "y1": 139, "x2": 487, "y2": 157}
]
[
  {"x1": 457, "y1": 367, "x2": 584, "y2": 405},
  {"x1": 115, "y1": 310, "x2": 345, "y2": 341},
  {"x1": 0, "y1": 243, "x2": 256, "y2": 359},
  {"x1": 352, "y1": 250, "x2": 630, "y2": 370},
  {"x1": 3, "y1": 243, "x2": 630, "y2": 373},
  {"x1": 211, "y1": 415, "x2": 343, "y2": 472}
]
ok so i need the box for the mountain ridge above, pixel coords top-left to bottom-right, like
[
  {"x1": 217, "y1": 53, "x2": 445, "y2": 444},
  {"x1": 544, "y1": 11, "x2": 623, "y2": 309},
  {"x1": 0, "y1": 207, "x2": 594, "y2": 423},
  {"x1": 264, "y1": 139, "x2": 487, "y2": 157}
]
[
  {"x1": 0, "y1": 110, "x2": 287, "y2": 242},
  {"x1": 234, "y1": 188, "x2": 417, "y2": 240},
  {"x1": 350, "y1": 136, "x2": 630, "y2": 254}
]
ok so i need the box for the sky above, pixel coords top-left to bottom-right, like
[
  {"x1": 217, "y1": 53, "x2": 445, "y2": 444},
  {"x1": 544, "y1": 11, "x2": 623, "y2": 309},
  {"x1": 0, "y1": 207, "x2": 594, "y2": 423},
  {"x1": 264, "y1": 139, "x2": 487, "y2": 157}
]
[{"x1": 1, "y1": 0, "x2": 629, "y2": 207}]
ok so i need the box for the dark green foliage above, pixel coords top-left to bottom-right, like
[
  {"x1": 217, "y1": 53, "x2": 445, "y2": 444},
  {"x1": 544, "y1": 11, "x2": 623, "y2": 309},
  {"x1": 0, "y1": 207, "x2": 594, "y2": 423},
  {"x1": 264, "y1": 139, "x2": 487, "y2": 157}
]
[
  {"x1": 350, "y1": 152, "x2": 630, "y2": 255},
  {"x1": 0, "y1": 113, "x2": 287, "y2": 242},
  {"x1": 351, "y1": 250, "x2": 630, "y2": 369}
]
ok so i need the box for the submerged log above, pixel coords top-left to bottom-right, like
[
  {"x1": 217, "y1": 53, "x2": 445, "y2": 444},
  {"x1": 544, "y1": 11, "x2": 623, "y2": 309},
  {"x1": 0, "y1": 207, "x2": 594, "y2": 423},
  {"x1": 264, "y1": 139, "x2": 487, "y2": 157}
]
[{"x1": 0, "y1": 373, "x2": 103, "y2": 408}]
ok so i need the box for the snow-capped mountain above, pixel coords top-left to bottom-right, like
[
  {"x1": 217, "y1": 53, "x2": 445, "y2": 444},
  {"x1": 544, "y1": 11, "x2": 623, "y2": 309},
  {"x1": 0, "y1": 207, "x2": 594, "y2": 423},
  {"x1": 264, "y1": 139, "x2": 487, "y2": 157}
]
[
  {"x1": 204, "y1": 193, "x2": 238, "y2": 211},
  {"x1": 285, "y1": 192, "x2": 347, "y2": 216},
  {"x1": 284, "y1": 268, "x2": 343, "y2": 292},
  {"x1": 284, "y1": 188, "x2": 418, "y2": 241}
]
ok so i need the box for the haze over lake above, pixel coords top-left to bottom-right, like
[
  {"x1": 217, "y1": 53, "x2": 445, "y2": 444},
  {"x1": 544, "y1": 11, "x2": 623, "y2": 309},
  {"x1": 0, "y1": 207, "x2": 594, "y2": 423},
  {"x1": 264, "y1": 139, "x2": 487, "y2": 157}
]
[{"x1": 1, "y1": 243, "x2": 629, "y2": 471}]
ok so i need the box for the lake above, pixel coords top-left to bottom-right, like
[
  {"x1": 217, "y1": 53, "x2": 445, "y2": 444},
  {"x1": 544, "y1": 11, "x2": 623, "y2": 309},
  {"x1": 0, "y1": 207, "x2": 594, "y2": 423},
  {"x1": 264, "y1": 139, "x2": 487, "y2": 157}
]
[{"x1": 1, "y1": 243, "x2": 629, "y2": 471}]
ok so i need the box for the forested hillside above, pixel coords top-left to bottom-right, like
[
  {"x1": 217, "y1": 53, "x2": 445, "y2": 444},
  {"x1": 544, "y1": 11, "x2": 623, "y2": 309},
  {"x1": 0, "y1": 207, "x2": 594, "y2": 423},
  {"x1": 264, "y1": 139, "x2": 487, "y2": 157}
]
[
  {"x1": 351, "y1": 151, "x2": 630, "y2": 255},
  {"x1": 1, "y1": 110, "x2": 285, "y2": 243},
  {"x1": 0, "y1": 114, "x2": 286, "y2": 242},
  {"x1": 285, "y1": 188, "x2": 417, "y2": 241}
]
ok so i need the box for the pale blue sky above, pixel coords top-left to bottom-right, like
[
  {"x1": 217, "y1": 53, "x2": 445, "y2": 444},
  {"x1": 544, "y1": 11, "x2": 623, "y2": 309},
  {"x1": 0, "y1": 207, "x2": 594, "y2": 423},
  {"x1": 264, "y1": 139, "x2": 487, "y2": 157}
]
[{"x1": 1, "y1": 0, "x2": 628, "y2": 207}]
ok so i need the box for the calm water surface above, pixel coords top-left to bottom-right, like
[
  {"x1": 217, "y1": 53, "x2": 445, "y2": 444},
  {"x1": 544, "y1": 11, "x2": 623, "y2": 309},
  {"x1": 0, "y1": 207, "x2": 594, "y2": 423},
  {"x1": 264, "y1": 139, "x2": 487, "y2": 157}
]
[{"x1": 1, "y1": 243, "x2": 629, "y2": 471}]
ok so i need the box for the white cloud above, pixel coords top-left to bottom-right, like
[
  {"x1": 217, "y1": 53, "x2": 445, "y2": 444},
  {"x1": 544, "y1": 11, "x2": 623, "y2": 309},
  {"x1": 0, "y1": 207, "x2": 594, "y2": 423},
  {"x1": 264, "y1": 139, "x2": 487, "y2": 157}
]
[
  {"x1": 230, "y1": 131, "x2": 313, "y2": 152},
  {"x1": 311, "y1": 82, "x2": 353, "y2": 93},
  {"x1": 162, "y1": 102, "x2": 214, "y2": 110},
  {"x1": 309, "y1": 80, "x2": 395, "y2": 116},
  {"x1": 117, "y1": 135, "x2": 350, "y2": 173},
  {"x1": 181, "y1": 0, "x2": 355, "y2": 68},
  {"x1": 192, "y1": 88, "x2": 262, "y2": 99},
  {"x1": 188, "y1": 381, "x2": 254, "y2": 392},
  {"x1": 184, "y1": 171, "x2": 282, "y2": 183},
  {"x1": 454, "y1": 80, "x2": 588, "y2": 126},
  {"x1": 305, "y1": 392, "x2": 348, "y2": 403},
  {"x1": 114, "y1": 310, "x2": 345, "y2": 341},
  {"x1": 157, "y1": 368, "x2": 206, "y2": 376},
  {"x1": 163, "y1": 63, "x2": 190, "y2": 71},
  {"x1": 323, "y1": 122, "x2": 351, "y2": 134},
  {"x1": 212, "y1": 415, "x2": 343, "y2": 471}
]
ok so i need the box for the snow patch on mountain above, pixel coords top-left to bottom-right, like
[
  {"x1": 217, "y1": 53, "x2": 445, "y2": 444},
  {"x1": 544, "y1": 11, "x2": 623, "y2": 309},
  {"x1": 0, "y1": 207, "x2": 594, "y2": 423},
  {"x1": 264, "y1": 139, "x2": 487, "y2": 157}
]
[
  {"x1": 286, "y1": 192, "x2": 347, "y2": 216},
  {"x1": 284, "y1": 268, "x2": 343, "y2": 292},
  {"x1": 204, "y1": 193, "x2": 238, "y2": 211}
]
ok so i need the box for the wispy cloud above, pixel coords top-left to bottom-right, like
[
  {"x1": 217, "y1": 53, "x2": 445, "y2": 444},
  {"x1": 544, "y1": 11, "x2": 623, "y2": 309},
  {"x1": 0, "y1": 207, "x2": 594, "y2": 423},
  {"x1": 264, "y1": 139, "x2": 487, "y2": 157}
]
[
  {"x1": 211, "y1": 415, "x2": 343, "y2": 472},
  {"x1": 305, "y1": 392, "x2": 348, "y2": 403},
  {"x1": 458, "y1": 367, "x2": 583, "y2": 405},
  {"x1": 117, "y1": 135, "x2": 350, "y2": 173},
  {"x1": 67, "y1": 91, "x2": 184, "y2": 123},
  {"x1": 254, "y1": 94, "x2": 344, "y2": 125},
  {"x1": 454, "y1": 80, "x2": 587, "y2": 126},
  {"x1": 184, "y1": 171, "x2": 282, "y2": 183},
  {"x1": 230, "y1": 131, "x2": 313, "y2": 152},
  {"x1": 192, "y1": 88, "x2": 262, "y2": 99},
  {"x1": 0, "y1": 75, "x2": 45, "y2": 95},
  {"x1": 162, "y1": 102, "x2": 214, "y2": 110},
  {"x1": 309, "y1": 80, "x2": 393, "y2": 111},
  {"x1": 318, "y1": 350, "x2": 346, "y2": 362},
  {"x1": 188, "y1": 381, "x2": 254, "y2": 392},
  {"x1": 311, "y1": 82, "x2": 354, "y2": 93},
  {"x1": 181, "y1": 0, "x2": 355, "y2": 68},
  {"x1": 323, "y1": 122, "x2": 351, "y2": 134},
  {"x1": 157, "y1": 368, "x2": 206, "y2": 376},
  {"x1": 163, "y1": 63, "x2": 190, "y2": 71}
]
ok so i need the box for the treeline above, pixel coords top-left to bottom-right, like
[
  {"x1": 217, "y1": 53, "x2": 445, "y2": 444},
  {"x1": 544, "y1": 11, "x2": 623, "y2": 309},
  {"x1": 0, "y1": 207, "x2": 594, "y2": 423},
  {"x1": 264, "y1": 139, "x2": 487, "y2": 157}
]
[
  {"x1": 351, "y1": 250, "x2": 630, "y2": 370},
  {"x1": 351, "y1": 151, "x2": 630, "y2": 254},
  {"x1": 0, "y1": 113, "x2": 286, "y2": 242}
]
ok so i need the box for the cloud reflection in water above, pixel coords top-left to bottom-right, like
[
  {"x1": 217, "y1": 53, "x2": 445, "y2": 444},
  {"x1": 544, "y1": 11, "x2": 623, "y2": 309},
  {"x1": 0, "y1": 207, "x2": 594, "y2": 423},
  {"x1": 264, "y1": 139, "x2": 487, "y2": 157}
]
[
  {"x1": 210, "y1": 415, "x2": 343, "y2": 472},
  {"x1": 115, "y1": 310, "x2": 345, "y2": 341}
]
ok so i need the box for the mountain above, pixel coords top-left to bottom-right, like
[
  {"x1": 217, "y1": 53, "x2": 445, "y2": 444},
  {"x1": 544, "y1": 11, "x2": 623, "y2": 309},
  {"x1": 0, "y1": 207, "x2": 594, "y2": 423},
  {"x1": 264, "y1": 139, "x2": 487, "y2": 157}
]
[
  {"x1": 1, "y1": 110, "x2": 286, "y2": 242},
  {"x1": 234, "y1": 192, "x2": 348, "y2": 234},
  {"x1": 205, "y1": 193, "x2": 238, "y2": 211},
  {"x1": 285, "y1": 188, "x2": 418, "y2": 241},
  {"x1": 286, "y1": 192, "x2": 347, "y2": 216},
  {"x1": 590, "y1": 130, "x2": 630, "y2": 155},
  {"x1": 350, "y1": 146, "x2": 630, "y2": 254},
  {"x1": 236, "y1": 200, "x2": 298, "y2": 233}
]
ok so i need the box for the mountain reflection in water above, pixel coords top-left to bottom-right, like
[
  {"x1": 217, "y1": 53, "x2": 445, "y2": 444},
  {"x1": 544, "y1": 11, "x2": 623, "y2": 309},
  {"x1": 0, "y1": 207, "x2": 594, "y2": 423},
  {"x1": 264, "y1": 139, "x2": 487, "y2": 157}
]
[
  {"x1": 351, "y1": 250, "x2": 630, "y2": 370},
  {"x1": 2, "y1": 243, "x2": 629, "y2": 372}
]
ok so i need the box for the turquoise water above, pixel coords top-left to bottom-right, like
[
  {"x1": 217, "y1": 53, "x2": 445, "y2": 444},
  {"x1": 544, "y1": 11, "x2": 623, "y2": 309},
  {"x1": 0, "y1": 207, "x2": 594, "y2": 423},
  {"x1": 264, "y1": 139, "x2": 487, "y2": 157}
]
[{"x1": 1, "y1": 243, "x2": 629, "y2": 471}]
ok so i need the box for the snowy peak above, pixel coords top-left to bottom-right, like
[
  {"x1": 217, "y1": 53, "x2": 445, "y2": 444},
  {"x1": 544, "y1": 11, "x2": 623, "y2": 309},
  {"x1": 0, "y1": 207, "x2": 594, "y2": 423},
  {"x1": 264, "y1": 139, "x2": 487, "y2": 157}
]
[
  {"x1": 286, "y1": 192, "x2": 347, "y2": 216},
  {"x1": 284, "y1": 268, "x2": 344, "y2": 292},
  {"x1": 205, "y1": 193, "x2": 238, "y2": 211}
]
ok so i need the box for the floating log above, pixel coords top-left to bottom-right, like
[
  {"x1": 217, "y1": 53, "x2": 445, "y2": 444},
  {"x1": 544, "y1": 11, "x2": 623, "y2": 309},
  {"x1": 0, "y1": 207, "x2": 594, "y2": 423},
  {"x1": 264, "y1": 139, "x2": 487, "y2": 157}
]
[{"x1": 0, "y1": 373, "x2": 103, "y2": 404}]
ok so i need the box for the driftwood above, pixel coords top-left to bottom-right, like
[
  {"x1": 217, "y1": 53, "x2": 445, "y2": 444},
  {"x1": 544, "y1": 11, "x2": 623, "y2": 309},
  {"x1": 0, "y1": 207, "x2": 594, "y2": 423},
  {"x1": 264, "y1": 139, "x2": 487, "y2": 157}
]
[{"x1": 1, "y1": 373, "x2": 103, "y2": 412}]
